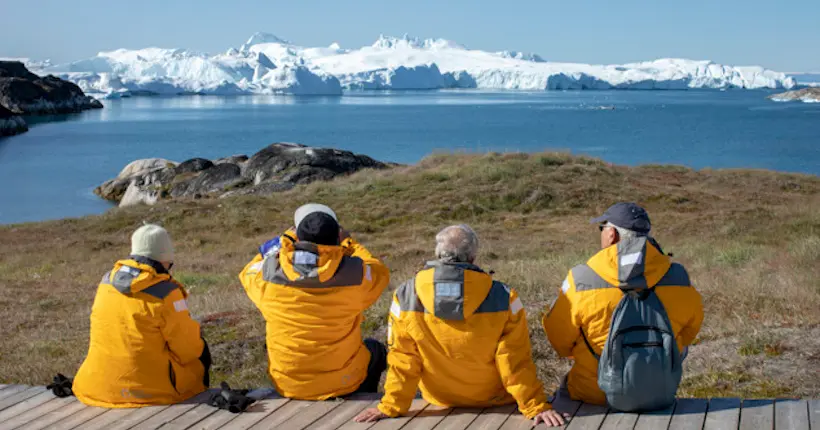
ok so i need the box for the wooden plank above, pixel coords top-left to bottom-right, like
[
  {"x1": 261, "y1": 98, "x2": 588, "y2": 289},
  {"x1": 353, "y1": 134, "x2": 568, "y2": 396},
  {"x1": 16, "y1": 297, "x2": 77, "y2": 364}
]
[
  {"x1": 435, "y1": 407, "x2": 484, "y2": 430},
  {"x1": 157, "y1": 404, "x2": 219, "y2": 430},
  {"x1": 0, "y1": 385, "x2": 10, "y2": 392},
  {"x1": 810, "y1": 399, "x2": 819, "y2": 430},
  {"x1": 310, "y1": 399, "x2": 381, "y2": 430},
  {"x1": 775, "y1": 399, "x2": 809, "y2": 430},
  {"x1": 498, "y1": 412, "x2": 534, "y2": 430},
  {"x1": 0, "y1": 386, "x2": 47, "y2": 412},
  {"x1": 0, "y1": 385, "x2": 28, "y2": 402},
  {"x1": 739, "y1": 399, "x2": 773, "y2": 430},
  {"x1": 19, "y1": 399, "x2": 87, "y2": 430},
  {"x1": 564, "y1": 403, "x2": 608, "y2": 430},
  {"x1": 668, "y1": 398, "x2": 708, "y2": 430},
  {"x1": 48, "y1": 405, "x2": 109, "y2": 430},
  {"x1": 276, "y1": 400, "x2": 343, "y2": 430},
  {"x1": 703, "y1": 398, "x2": 741, "y2": 430},
  {"x1": 96, "y1": 406, "x2": 170, "y2": 430},
  {"x1": 633, "y1": 403, "x2": 675, "y2": 430},
  {"x1": 0, "y1": 390, "x2": 62, "y2": 427},
  {"x1": 401, "y1": 404, "x2": 452, "y2": 430},
  {"x1": 188, "y1": 398, "x2": 290, "y2": 430},
  {"x1": 598, "y1": 410, "x2": 639, "y2": 430},
  {"x1": 248, "y1": 400, "x2": 315, "y2": 429},
  {"x1": 466, "y1": 404, "x2": 517, "y2": 430},
  {"x1": 131, "y1": 404, "x2": 205, "y2": 430},
  {"x1": 0, "y1": 394, "x2": 75, "y2": 430},
  {"x1": 76, "y1": 407, "x2": 143, "y2": 430},
  {"x1": 336, "y1": 399, "x2": 428, "y2": 430}
]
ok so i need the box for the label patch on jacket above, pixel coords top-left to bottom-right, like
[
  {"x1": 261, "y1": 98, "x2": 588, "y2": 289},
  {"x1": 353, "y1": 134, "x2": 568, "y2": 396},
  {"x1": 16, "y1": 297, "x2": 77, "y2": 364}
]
[
  {"x1": 435, "y1": 282, "x2": 461, "y2": 297},
  {"x1": 620, "y1": 252, "x2": 643, "y2": 266},
  {"x1": 118, "y1": 266, "x2": 141, "y2": 276},
  {"x1": 293, "y1": 251, "x2": 318, "y2": 265},
  {"x1": 390, "y1": 301, "x2": 401, "y2": 318},
  {"x1": 173, "y1": 299, "x2": 188, "y2": 312},
  {"x1": 561, "y1": 277, "x2": 571, "y2": 294}
]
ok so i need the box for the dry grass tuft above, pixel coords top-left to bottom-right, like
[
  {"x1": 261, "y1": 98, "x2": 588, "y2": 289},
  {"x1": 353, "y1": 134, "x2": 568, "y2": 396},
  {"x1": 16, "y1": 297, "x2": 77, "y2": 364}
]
[{"x1": 0, "y1": 151, "x2": 818, "y2": 398}]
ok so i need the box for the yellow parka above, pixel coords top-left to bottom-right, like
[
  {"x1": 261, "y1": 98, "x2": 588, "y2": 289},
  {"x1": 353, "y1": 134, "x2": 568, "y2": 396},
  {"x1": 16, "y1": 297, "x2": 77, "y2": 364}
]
[
  {"x1": 73, "y1": 257, "x2": 208, "y2": 408},
  {"x1": 542, "y1": 237, "x2": 704, "y2": 405},
  {"x1": 238, "y1": 232, "x2": 390, "y2": 400},
  {"x1": 378, "y1": 261, "x2": 551, "y2": 419}
]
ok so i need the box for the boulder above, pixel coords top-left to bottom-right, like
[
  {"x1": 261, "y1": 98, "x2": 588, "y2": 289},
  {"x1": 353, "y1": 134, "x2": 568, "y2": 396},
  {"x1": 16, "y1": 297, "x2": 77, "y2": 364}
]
[
  {"x1": 96, "y1": 143, "x2": 392, "y2": 206},
  {"x1": 0, "y1": 105, "x2": 27, "y2": 136},
  {"x1": 769, "y1": 87, "x2": 820, "y2": 103}
]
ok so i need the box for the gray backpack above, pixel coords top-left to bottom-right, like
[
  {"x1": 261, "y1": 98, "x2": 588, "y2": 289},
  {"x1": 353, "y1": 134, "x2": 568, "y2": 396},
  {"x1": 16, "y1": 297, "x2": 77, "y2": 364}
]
[{"x1": 581, "y1": 287, "x2": 682, "y2": 412}]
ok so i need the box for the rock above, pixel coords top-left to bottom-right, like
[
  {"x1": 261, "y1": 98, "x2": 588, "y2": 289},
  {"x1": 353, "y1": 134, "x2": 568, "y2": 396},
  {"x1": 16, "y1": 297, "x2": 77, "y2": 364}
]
[
  {"x1": 0, "y1": 105, "x2": 27, "y2": 136},
  {"x1": 0, "y1": 61, "x2": 103, "y2": 119},
  {"x1": 175, "y1": 158, "x2": 214, "y2": 175},
  {"x1": 769, "y1": 87, "x2": 820, "y2": 103},
  {"x1": 96, "y1": 143, "x2": 392, "y2": 206}
]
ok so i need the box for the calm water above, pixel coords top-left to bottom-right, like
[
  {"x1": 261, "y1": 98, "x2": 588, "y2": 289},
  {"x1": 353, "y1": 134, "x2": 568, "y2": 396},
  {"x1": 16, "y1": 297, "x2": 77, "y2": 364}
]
[{"x1": 1, "y1": 90, "x2": 818, "y2": 224}]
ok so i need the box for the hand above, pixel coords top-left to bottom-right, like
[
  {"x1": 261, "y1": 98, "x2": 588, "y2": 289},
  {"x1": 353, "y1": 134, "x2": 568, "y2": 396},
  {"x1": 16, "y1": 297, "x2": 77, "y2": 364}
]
[
  {"x1": 354, "y1": 407, "x2": 388, "y2": 423},
  {"x1": 533, "y1": 409, "x2": 570, "y2": 427}
]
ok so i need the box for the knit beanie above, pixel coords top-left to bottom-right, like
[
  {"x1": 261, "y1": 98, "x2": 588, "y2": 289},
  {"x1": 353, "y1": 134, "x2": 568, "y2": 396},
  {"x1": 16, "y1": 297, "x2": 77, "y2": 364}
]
[
  {"x1": 297, "y1": 212, "x2": 340, "y2": 246},
  {"x1": 131, "y1": 224, "x2": 175, "y2": 262}
]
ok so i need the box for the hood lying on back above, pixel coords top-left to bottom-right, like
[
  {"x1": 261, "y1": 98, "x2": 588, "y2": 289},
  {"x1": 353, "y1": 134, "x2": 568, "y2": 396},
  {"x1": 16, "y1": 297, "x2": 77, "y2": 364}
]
[
  {"x1": 414, "y1": 261, "x2": 495, "y2": 321},
  {"x1": 587, "y1": 237, "x2": 671, "y2": 288}
]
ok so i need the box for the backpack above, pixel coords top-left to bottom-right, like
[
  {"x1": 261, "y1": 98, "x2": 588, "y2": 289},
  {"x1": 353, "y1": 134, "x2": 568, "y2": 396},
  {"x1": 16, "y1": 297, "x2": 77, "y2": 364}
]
[{"x1": 581, "y1": 287, "x2": 682, "y2": 412}]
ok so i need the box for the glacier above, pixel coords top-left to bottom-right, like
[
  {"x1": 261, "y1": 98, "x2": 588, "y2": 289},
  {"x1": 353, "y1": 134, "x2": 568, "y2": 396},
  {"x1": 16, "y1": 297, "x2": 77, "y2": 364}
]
[{"x1": 26, "y1": 32, "x2": 797, "y2": 99}]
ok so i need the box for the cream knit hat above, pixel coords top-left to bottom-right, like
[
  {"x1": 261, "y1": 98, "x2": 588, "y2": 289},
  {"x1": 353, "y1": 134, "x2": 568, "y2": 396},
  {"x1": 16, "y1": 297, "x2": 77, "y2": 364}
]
[{"x1": 131, "y1": 224, "x2": 174, "y2": 263}]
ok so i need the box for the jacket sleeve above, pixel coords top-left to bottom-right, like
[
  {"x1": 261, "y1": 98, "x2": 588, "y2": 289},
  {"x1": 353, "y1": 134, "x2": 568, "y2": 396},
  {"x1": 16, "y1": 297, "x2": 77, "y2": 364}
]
[
  {"x1": 238, "y1": 254, "x2": 267, "y2": 309},
  {"x1": 678, "y1": 287, "x2": 704, "y2": 347},
  {"x1": 542, "y1": 272, "x2": 581, "y2": 358},
  {"x1": 161, "y1": 288, "x2": 205, "y2": 365},
  {"x1": 496, "y1": 288, "x2": 551, "y2": 419},
  {"x1": 342, "y1": 236, "x2": 390, "y2": 309},
  {"x1": 377, "y1": 296, "x2": 422, "y2": 418}
]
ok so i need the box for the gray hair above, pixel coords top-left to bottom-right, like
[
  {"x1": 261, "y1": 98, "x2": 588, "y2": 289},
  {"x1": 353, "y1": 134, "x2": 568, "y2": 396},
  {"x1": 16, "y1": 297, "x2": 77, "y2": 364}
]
[
  {"x1": 435, "y1": 225, "x2": 479, "y2": 263},
  {"x1": 607, "y1": 222, "x2": 647, "y2": 240}
]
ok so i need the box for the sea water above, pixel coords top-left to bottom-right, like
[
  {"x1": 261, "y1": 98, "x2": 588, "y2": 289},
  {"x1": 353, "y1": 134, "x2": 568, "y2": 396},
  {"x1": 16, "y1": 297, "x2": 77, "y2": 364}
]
[{"x1": 0, "y1": 90, "x2": 817, "y2": 224}]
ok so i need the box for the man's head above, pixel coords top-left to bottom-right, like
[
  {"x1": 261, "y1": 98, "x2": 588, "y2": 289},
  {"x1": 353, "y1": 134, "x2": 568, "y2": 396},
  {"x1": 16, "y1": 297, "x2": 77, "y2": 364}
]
[
  {"x1": 294, "y1": 203, "x2": 340, "y2": 246},
  {"x1": 590, "y1": 202, "x2": 651, "y2": 249},
  {"x1": 435, "y1": 224, "x2": 479, "y2": 264},
  {"x1": 131, "y1": 224, "x2": 174, "y2": 269}
]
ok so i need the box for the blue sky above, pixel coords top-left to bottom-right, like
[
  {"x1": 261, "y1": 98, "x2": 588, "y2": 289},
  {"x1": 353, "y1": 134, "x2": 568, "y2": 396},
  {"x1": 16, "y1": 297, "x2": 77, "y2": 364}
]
[{"x1": 2, "y1": 0, "x2": 817, "y2": 71}]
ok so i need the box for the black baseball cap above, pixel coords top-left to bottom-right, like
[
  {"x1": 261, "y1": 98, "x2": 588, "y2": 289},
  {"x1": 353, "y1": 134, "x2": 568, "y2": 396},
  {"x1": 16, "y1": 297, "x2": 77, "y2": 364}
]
[
  {"x1": 590, "y1": 202, "x2": 651, "y2": 234},
  {"x1": 296, "y1": 212, "x2": 340, "y2": 245}
]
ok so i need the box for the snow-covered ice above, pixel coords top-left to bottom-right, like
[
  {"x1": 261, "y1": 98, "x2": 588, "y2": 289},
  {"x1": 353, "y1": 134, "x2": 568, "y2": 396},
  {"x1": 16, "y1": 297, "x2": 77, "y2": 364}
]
[{"x1": 28, "y1": 32, "x2": 797, "y2": 99}]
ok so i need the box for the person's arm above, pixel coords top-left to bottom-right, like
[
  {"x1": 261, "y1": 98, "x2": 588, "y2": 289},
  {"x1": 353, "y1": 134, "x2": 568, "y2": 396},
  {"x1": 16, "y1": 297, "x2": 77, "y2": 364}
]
[
  {"x1": 161, "y1": 288, "x2": 205, "y2": 365},
  {"x1": 542, "y1": 272, "x2": 582, "y2": 358},
  {"x1": 341, "y1": 235, "x2": 390, "y2": 309},
  {"x1": 238, "y1": 254, "x2": 268, "y2": 308},
  {"x1": 377, "y1": 296, "x2": 422, "y2": 418},
  {"x1": 678, "y1": 287, "x2": 704, "y2": 347},
  {"x1": 496, "y1": 288, "x2": 551, "y2": 419}
]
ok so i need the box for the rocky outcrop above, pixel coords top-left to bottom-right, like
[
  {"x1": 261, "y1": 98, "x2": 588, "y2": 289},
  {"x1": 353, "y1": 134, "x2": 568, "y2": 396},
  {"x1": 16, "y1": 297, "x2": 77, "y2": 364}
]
[
  {"x1": 769, "y1": 87, "x2": 820, "y2": 103},
  {"x1": 0, "y1": 61, "x2": 103, "y2": 136},
  {"x1": 95, "y1": 143, "x2": 391, "y2": 207}
]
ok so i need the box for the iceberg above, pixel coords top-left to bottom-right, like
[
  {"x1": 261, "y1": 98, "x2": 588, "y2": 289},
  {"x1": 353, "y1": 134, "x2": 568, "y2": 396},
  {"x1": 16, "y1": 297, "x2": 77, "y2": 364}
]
[{"x1": 33, "y1": 32, "x2": 796, "y2": 98}]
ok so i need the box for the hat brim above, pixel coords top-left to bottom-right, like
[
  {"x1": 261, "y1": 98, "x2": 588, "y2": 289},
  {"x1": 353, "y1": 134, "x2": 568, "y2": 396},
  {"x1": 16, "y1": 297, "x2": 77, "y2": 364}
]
[{"x1": 590, "y1": 215, "x2": 609, "y2": 224}]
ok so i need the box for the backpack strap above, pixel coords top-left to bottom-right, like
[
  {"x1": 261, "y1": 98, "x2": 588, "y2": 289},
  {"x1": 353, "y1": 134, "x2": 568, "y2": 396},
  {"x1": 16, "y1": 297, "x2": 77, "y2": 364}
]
[{"x1": 579, "y1": 328, "x2": 601, "y2": 360}]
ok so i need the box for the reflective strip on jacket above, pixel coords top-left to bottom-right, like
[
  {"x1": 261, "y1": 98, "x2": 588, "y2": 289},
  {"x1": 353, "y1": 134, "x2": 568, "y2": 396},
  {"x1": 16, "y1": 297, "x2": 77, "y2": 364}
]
[
  {"x1": 238, "y1": 231, "x2": 390, "y2": 400},
  {"x1": 73, "y1": 257, "x2": 207, "y2": 408},
  {"x1": 542, "y1": 237, "x2": 704, "y2": 405},
  {"x1": 378, "y1": 261, "x2": 551, "y2": 419}
]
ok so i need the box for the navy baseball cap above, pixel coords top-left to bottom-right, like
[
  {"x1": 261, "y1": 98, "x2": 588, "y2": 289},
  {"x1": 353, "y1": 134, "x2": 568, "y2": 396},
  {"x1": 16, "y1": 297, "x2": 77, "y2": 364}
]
[{"x1": 590, "y1": 202, "x2": 651, "y2": 234}]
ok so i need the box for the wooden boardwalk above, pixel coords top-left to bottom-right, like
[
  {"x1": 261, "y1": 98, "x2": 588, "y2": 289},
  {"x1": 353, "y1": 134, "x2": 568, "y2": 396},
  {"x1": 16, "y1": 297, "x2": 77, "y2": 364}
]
[{"x1": 0, "y1": 384, "x2": 816, "y2": 429}]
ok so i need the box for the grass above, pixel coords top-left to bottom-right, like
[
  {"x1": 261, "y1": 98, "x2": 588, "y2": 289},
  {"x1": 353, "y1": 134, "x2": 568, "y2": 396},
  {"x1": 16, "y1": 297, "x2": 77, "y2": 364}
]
[{"x1": 0, "y1": 151, "x2": 818, "y2": 399}]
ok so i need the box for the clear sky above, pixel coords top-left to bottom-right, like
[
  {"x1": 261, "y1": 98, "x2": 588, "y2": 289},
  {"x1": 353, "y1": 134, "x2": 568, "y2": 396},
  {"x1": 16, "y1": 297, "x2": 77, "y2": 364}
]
[{"x1": 1, "y1": 0, "x2": 817, "y2": 72}]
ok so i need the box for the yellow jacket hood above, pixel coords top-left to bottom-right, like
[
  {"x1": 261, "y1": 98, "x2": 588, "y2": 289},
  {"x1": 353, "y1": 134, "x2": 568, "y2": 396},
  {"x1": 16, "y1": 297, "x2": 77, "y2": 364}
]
[
  {"x1": 586, "y1": 237, "x2": 671, "y2": 288},
  {"x1": 414, "y1": 261, "x2": 494, "y2": 320}
]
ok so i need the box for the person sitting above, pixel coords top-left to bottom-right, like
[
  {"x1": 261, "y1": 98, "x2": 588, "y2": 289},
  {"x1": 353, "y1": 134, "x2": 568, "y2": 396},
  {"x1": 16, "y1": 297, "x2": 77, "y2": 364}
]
[
  {"x1": 73, "y1": 224, "x2": 210, "y2": 407},
  {"x1": 542, "y1": 202, "x2": 703, "y2": 411},
  {"x1": 355, "y1": 225, "x2": 567, "y2": 427},
  {"x1": 239, "y1": 203, "x2": 390, "y2": 400}
]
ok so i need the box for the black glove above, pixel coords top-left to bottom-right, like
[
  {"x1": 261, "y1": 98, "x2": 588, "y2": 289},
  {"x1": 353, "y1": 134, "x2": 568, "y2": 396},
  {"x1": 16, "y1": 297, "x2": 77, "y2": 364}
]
[
  {"x1": 47, "y1": 374, "x2": 73, "y2": 398},
  {"x1": 208, "y1": 382, "x2": 255, "y2": 413}
]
